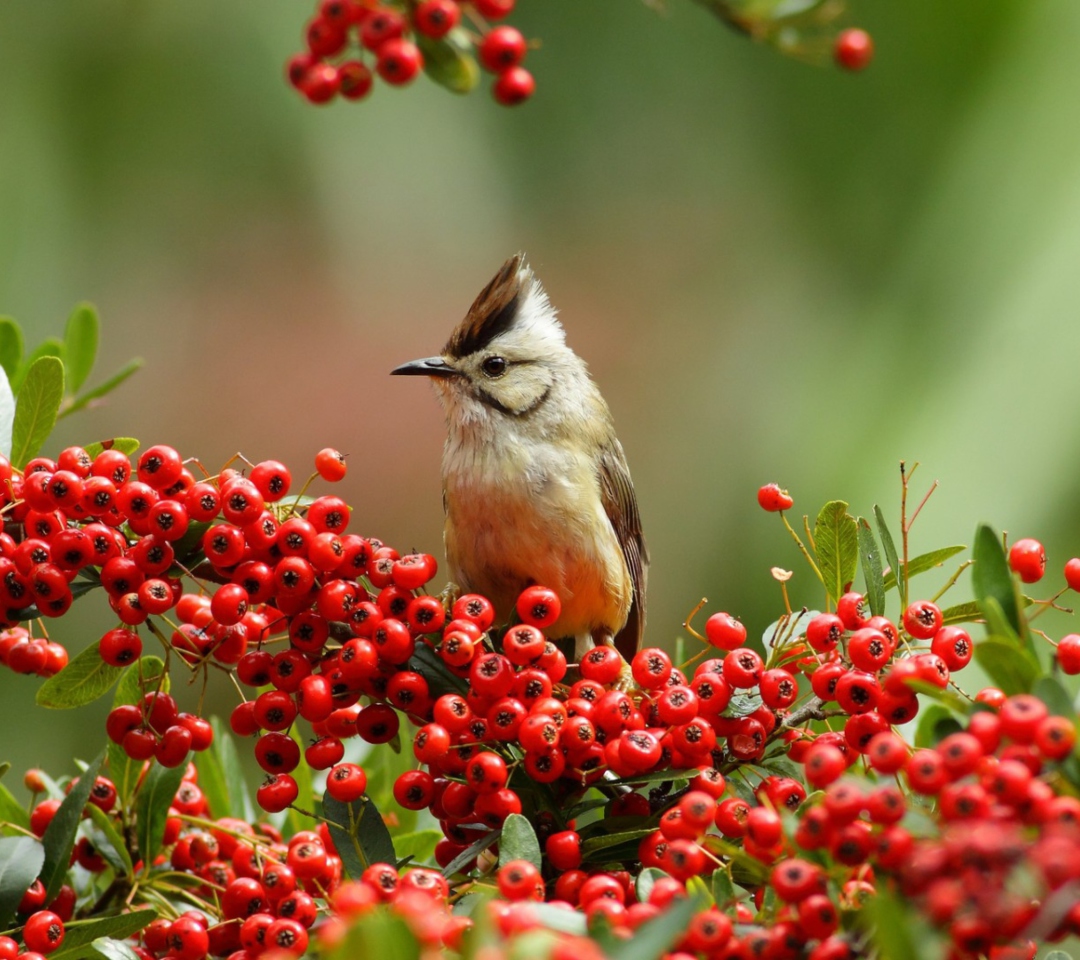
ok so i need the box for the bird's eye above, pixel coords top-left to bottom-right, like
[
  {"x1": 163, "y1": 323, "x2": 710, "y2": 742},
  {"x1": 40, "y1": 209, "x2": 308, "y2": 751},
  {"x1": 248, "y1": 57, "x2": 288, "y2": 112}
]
[{"x1": 481, "y1": 356, "x2": 508, "y2": 378}]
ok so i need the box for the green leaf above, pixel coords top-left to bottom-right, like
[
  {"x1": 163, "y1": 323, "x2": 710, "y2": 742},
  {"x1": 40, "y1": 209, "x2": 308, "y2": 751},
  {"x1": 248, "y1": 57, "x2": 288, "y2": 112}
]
[
  {"x1": 874, "y1": 505, "x2": 904, "y2": 606},
  {"x1": 392, "y1": 829, "x2": 441, "y2": 866},
  {"x1": 581, "y1": 827, "x2": 656, "y2": 858},
  {"x1": 974, "y1": 637, "x2": 1040, "y2": 696},
  {"x1": 84, "y1": 438, "x2": 139, "y2": 459},
  {"x1": 12, "y1": 338, "x2": 63, "y2": 394},
  {"x1": 135, "y1": 758, "x2": 189, "y2": 867},
  {"x1": 417, "y1": 29, "x2": 480, "y2": 94},
  {"x1": 528, "y1": 903, "x2": 588, "y2": 936},
  {"x1": 85, "y1": 802, "x2": 134, "y2": 875},
  {"x1": 323, "y1": 791, "x2": 396, "y2": 879},
  {"x1": 0, "y1": 780, "x2": 30, "y2": 833},
  {"x1": 64, "y1": 304, "x2": 99, "y2": 394},
  {"x1": 40, "y1": 749, "x2": 106, "y2": 901},
  {"x1": 107, "y1": 657, "x2": 169, "y2": 801},
  {"x1": 407, "y1": 642, "x2": 467, "y2": 698},
  {"x1": 635, "y1": 867, "x2": 667, "y2": 903},
  {"x1": 971, "y1": 524, "x2": 1026, "y2": 642},
  {"x1": 48, "y1": 910, "x2": 157, "y2": 960},
  {"x1": 606, "y1": 767, "x2": 695, "y2": 787},
  {"x1": 284, "y1": 731, "x2": 316, "y2": 840},
  {"x1": 914, "y1": 704, "x2": 962, "y2": 748},
  {"x1": 862, "y1": 886, "x2": 944, "y2": 960},
  {"x1": 711, "y1": 867, "x2": 736, "y2": 906},
  {"x1": 0, "y1": 835, "x2": 45, "y2": 927},
  {"x1": 0, "y1": 318, "x2": 24, "y2": 382},
  {"x1": 1033, "y1": 675, "x2": 1074, "y2": 718},
  {"x1": 606, "y1": 890, "x2": 704, "y2": 960},
  {"x1": 940, "y1": 600, "x2": 981, "y2": 625},
  {"x1": 36, "y1": 639, "x2": 125, "y2": 709},
  {"x1": 1044, "y1": 952, "x2": 1073, "y2": 960},
  {"x1": 11, "y1": 355, "x2": 64, "y2": 468},
  {"x1": 209, "y1": 717, "x2": 255, "y2": 823},
  {"x1": 0, "y1": 366, "x2": 14, "y2": 463},
  {"x1": 904, "y1": 679, "x2": 972, "y2": 716},
  {"x1": 498, "y1": 813, "x2": 541, "y2": 872},
  {"x1": 326, "y1": 910, "x2": 419, "y2": 960},
  {"x1": 858, "y1": 518, "x2": 886, "y2": 617},
  {"x1": 91, "y1": 938, "x2": 143, "y2": 960},
  {"x1": 61, "y1": 357, "x2": 143, "y2": 420},
  {"x1": 882, "y1": 546, "x2": 966, "y2": 592},
  {"x1": 441, "y1": 828, "x2": 498, "y2": 878},
  {"x1": 813, "y1": 501, "x2": 859, "y2": 603}
]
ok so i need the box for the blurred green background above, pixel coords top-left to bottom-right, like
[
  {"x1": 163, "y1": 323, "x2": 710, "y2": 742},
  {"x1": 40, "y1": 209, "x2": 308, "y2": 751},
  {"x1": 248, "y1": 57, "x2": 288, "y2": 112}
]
[{"x1": 1, "y1": 0, "x2": 1079, "y2": 781}]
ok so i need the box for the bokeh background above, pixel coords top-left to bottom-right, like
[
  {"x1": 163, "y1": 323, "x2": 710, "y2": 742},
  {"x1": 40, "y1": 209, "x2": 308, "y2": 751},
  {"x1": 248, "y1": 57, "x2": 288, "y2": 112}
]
[{"x1": 1, "y1": 0, "x2": 1079, "y2": 781}]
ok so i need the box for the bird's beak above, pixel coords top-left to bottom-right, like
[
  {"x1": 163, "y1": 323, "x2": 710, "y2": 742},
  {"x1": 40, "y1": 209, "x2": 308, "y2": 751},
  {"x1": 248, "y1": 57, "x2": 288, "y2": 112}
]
[{"x1": 390, "y1": 356, "x2": 461, "y2": 379}]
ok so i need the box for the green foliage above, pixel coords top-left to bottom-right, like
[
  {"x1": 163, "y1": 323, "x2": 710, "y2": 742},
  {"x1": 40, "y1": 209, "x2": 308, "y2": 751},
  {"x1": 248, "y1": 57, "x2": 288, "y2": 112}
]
[
  {"x1": 36, "y1": 639, "x2": 125, "y2": 709},
  {"x1": 323, "y1": 790, "x2": 397, "y2": 879},
  {"x1": 41, "y1": 749, "x2": 106, "y2": 901},
  {"x1": 813, "y1": 500, "x2": 858, "y2": 603},
  {"x1": 881, "y1": 545, "x2": 966, "y2": 593},
  {"x1": 135, "y1": 754, "x2": 190, "y2": 868},
  {"x1": 972, "y1": 524, "x2": 1029, "y2": 645},
  {"x1": 49, "y1": 911, "x2": 158, "y2": 960},
  {"x1": 106, "y1": 656, "x2": 169, "y2": 803},
  {"x1": 858, "y1": 517, "x2": 885, "y2": 616},
  {"x1": 11, "y1": 355, "x2": 64, "y2": 467},
  {"x1": 498, "y1": 813, "x2": 542, "y2": 872},
  {"x1": 418, "y1": 30, "x2": 480, "y2": 94},
  {"x1": 0, "y1": 835, "x2": 45, "y2": 927}
]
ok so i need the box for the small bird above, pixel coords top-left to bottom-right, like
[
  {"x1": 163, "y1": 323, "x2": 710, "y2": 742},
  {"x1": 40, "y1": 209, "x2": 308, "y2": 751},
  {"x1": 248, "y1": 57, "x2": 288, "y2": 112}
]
[{"x1": 391, "y1": 254, "x2": 647, "y2": 661}]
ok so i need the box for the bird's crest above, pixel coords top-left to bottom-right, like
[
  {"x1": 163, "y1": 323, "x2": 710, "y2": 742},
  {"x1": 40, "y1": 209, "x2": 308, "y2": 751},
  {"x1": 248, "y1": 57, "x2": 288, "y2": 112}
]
[{"x1": 445, "y1": 254, "x2": 536, "y2": 359}]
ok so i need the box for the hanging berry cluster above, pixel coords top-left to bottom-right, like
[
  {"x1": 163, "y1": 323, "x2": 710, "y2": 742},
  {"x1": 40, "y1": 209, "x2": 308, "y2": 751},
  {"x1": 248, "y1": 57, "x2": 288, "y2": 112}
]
[{"x1": 286, "y1": 0, "x2": 536, "y2": 107}]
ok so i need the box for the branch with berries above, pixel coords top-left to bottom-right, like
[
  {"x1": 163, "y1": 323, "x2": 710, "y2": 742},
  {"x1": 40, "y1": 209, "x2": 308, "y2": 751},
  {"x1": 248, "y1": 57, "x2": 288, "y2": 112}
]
[{"x1": 285, "y1": 0, "x2": 875, "y2": 110}]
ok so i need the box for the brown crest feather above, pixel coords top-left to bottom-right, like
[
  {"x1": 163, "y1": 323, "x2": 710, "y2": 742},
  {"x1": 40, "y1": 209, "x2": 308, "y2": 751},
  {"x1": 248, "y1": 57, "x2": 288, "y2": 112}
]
[{"x1": 444, "y1": 254, "x2": 529, "y2": 359}]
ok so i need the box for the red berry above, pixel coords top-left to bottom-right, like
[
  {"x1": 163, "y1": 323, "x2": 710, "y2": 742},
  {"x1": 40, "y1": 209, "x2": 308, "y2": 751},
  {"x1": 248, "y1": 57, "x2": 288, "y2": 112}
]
[
  {"x1": 98, "y1": 627, "x2": 142, "y2": 666},
  {"x1": 1008, "y1": 537, "x2": 1046, "y2": 584},
  {"x1": 314, "y1": 448, "x2": 347, "y2": 481},
  {"x1": 338, "y1": 61, "x2": 374, "y2": 101},
  {"x1": 326, "y1": 763, "x2": 368, "y2": 803},
  {"x1": 1057, "y1": 634, "x2": 1080, "y2": 674},
  {"x1": 902, "y1": 600, "x2": 942, "y2": 640},
  {"x1": 757, "y1": 483, "x2": 794, "y2": 512},
  {"x1": 300, "y1": 63, "x2": 340, "y2": 104},
  {"x1": 479, "y1": 26, "x2": 527, "y2": 72},
  {"x1": 1065, "y1": 558, "x2": 1080, "y2": 592},
  {"x1": 474, "y1": 0, "x2": 514, "y2": 18},
  {"x1": 496, "y1": 859, "x2": 542, "y2": 901},
  {"x1": 414, "y1": 0, "x2": 460, "y2": 38},
  {"x1": 493, "y1": 66, "x2": 535, "y2": 106},
  {"x1": 516, "y1": 584, "x2": 560, "y2": 629},
  {"x1": 256, "y1": 774, "x2": 299, "y2": 814},
  {"x1": 23, "y1": 911, "x2": 65, "y2": 954},
  {"x1": 704, "y1": 612, "x2": 746, "y2": 651},
  {"x1": 834, "y1": 28, "x2": 873, "y2": 71},
  {"x1": 376, "y1": 39, "x2": 423, "y2": 85}
]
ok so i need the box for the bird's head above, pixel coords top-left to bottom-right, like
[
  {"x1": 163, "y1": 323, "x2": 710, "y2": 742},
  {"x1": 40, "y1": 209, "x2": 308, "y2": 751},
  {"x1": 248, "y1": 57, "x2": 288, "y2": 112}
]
[{"x1": 392, "y1": 254, "x2": 584, "y2": 424}]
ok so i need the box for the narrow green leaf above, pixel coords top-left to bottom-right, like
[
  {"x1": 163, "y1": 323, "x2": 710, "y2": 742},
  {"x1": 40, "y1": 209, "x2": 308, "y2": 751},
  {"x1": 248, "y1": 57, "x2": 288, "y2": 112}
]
[
  {"x1": 284, "y1": 731, "x2": 315, "y2": 840},
  {"x1": 440, "y1": 828, "x2": 498, "y2": 878},
  {"x1": 813, "y1": 501, "x2": 859, "y2": 603},
  {"x1": 874, "y1": 505, "x2": 903, "y2": 606},
  {"x1": 85, "y1": 802, "x2": 134, "y2": 875},
  {"x1": 974, "y1": 637, "x2": 1040, "y2": 696},
  {"x1": 858, "y1": 518, "x2": 885, "y2": 617},
  {"x1": 64, "y1": 304, "x2": 99, "y2": 394},
  {"x1": 107, "y1": 657, "x2": 168, "y2": 801},
  {"x1": 48, "y1": 910, "x2": 157, "y2": 960},
  {"x1": 193, "y1": 733, "x2": 230, "y2": 821},
  {"x1": 135, "y1": 759, "x2": 189, "y2": 867},
  {"x1": 323, "y1": 792, "x2": 396, "y2": 879},
  {"x1": 982, "y1": 596, "x2": 1021, "y2": 646},
  {"x1": 84, "y1": 438, "x2": 139, "y2": 459},
  {"x1": 904, "y1": 680, "x2": 972, "y2": 716},
  {"x1": 1044, "y1": 952, "x2": 1073, "y2": 960},
  {"x1": 528, "y1": 903, "x2": 588, "y2": 936},
  {"x1": 326, "y1": 910, "x2": 419, "y2": 960},
  {"x1": 1033, "y1": 676, "x2": 1074, "y2": 718},
  {"x1": 0, "y1": 366, "x2": 14, "y2": 462},
  {"x1": 418, "y1": 29, "x2": 480, "y2": 94},
  {"x1": 863, "y1": 886, "x2": 945, "y2": 960},
  {"x1": 606, "y1": 767, "x2": 695, "y2": 787},
  {"x1": 606, "y1": 891, "x2": 704, "y2": 960},
  {"x1": 36, "y1": 640, "x2": 125, "y2": 709},
  {"x1": 91, "y1": 938, "x2": 143, "y2": 960},
  {"x1": 0, "y1": 318, "x2": 24, "y2": 382},
  {"x1": 11, "y1": 356, "x2": 64, "y2": 468},
  {"x1": 61, "y1": 358, "x2": 143, "y2": 419},
  {"x1": 711, "y1": 867, "x2": 736, "y2": 906},
  {"x1": 940, "y1": 600, "x2": 981, "y2": 625},
  {"x1": 11, "y1": 338, "x2": 63, "y2": 394},
  {"x1": 210, "y1": 717, "x2": 255, "y2": 823},
  {"x1": 971, "y1": 524, "x2": 1024, "y2": 641},
  {"x1": 882, "y1": 546, "x2": 967, "y2": 592},
  {"x1": 0, "y1": 835, "x2": 45, "y2": 927},
  {"x1": 498, "y1": 813, "x2": 541, "y2": 871},
  {"x1": 40, "y1": 749, "x2": 106, "y2": 901},
  {"x1": 0, "y1": 781, "x2": 30, "y2": 832},
  {"x1": 581, "y1": 827, "x2": 656, "y2": 858},
  {"x1": 0, "y1": 762, "x2": 8, "y2": 781}
]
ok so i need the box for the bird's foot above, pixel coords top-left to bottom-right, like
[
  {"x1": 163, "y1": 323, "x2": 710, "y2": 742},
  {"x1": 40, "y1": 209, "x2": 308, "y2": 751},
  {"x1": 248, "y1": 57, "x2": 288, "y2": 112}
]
[{"x1": 438, "y1": 581, "x2": 461, "y2": 612}]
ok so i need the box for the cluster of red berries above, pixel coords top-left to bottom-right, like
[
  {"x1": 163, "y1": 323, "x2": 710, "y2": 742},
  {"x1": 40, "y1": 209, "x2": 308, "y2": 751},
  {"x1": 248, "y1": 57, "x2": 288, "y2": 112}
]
[{"x1": 286, "y1": 0, "x2": 535, "y2": 107}]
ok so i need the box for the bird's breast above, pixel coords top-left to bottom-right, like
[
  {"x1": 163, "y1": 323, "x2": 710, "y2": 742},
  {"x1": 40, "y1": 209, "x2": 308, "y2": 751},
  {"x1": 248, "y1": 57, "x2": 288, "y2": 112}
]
[{"x1": 441, "y1": 436, "x2": 631, "y2": 638}]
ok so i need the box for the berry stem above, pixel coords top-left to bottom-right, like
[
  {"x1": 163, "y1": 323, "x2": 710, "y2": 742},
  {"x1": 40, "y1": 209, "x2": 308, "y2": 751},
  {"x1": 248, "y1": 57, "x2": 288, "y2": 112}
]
[{"x1": 779, "y1": 513, "x2": 825, "y2": 589}]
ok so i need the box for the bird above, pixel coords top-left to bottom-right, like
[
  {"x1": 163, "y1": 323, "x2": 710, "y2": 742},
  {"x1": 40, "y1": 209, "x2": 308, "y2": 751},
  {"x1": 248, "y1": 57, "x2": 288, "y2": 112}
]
[{"x1": 391, "y1": 254, "x2": 647, "y2": 662}]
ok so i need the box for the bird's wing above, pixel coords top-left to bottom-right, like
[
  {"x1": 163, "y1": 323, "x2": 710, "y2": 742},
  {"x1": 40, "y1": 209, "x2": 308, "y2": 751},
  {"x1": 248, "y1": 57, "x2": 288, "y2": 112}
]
[{"x1": 598, "y1": 439, "x2": 648, "y2": 660}]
